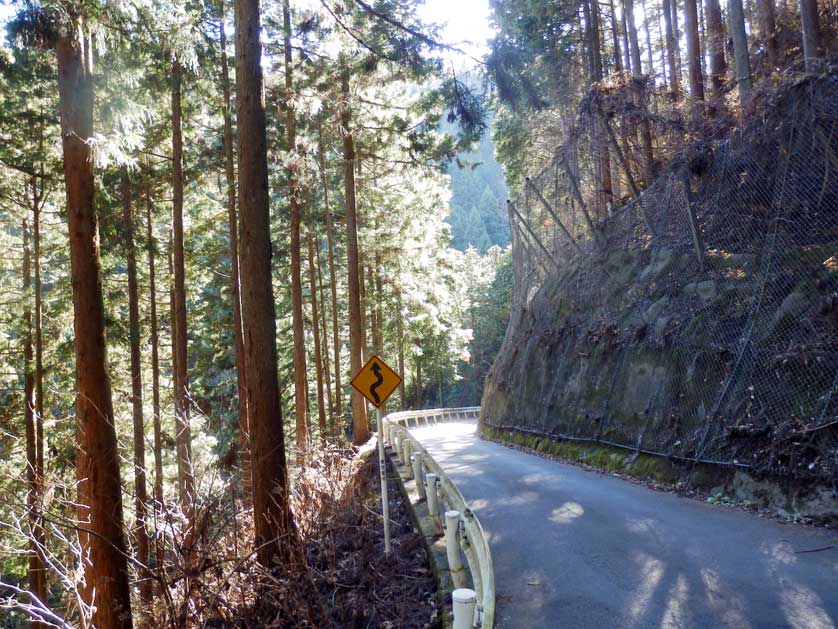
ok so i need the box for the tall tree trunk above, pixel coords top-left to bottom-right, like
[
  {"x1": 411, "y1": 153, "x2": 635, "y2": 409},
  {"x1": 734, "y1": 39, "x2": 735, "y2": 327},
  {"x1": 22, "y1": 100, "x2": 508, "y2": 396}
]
[
  {"x1": 684, "y1": 0, "x2": 706, "y2": 100},
  {"x1": 373, "y1": 255, "x2": 384, "y2": 357},
  {"x1": 727, "y1": 0, "x2": 753, "y2": 104},
  {"x1": 610, "y1": 0, "x2": 624, "y2": 72},
  {"x1": 341, "y1": 67, "x2": 369, "y2": 445},
  {"x1": 284, "y1": 0, "x2": 309, "y2": 463},
  {"x1": 625, "y1": 0, "x2": 644, "y2": 76},
  {"x1": 220, "y1": 3, "x2": 251, "y2": 501},
  {"x1": 621, "y1": 3, "x2": 632, "y2": 73},
  {"x1": 662, "y1": 0, "x2": 682, "y2": 96},
  {"x1": 122, "y1": 170, "x2": 151, "y2": 610},
  {"x1": 144, "y1": 171, "x2": 165, "y2": 585},
  {"x1": 705, "y1": 0, "x2": 727, "y2": 99},
  {"x1": 235, "y1": 0, "x2": 297, "y2": 566},
  {"x1": 585, "y1": 0, "x2": 613, "y2": 214},
  {"x1": 657, "y1": 1, "x2": 669, "y2": 86},
  {"x1": 56, "y1": 27, "x2": 133, "y2": 628},
  {"x1": 670, "y1": 0, "x2": 683, "y2": 82},
  {"x1": 800, "y1": 0, "x2": 820, "y2": 71},
  {"x1": 314, "y1": 238, "x2": 334, "y2": 433},
  {"x1": 587, "y1": 0, "x2": 604, "y2": 80},
  {"x1": 626, "y1": 0, "x2": 656, "y2": 182},
  {"x1": 757, "y1": 0, "x2": 779, "y2": 69},
  {"x1": 698, "y1": 0, "x2": 707, "y2": 90},
  {"x1": 397, "y1": 289, "x2": 405, "y2": 410},
  {"x1": 414, "y1": 357, "x2": 422, "y2": 409},
  {"x1": 171, "y1": 57, "x2": 194, "y2": 512},
  {"x1": 31, "y1": 174, "x2": 44, "y2": 499},
  {"x1": 317, "y1": 129, "x2": 342, "y2": 426},
  {"x1": 307, "y1": 231, "x2": 328, "y2": 445},
  {"x1": 23, "y1": 217, "x2": 47, "y2": 629},
  {"x1": 641, "y1": 0, "x2": 655, "y2": 77}
]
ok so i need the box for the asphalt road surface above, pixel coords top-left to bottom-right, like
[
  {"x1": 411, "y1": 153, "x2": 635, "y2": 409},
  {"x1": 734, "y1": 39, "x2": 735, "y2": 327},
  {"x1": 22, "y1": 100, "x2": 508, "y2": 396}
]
[{"x1": 408, "y1": 420, "x2": 838, "y2": 629}]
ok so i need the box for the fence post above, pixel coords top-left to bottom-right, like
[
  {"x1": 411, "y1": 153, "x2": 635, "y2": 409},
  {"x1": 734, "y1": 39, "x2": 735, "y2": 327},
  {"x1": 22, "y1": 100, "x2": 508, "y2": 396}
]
[
  {"x1": 445, "y1": 510, "x2": 467, "y2": 588},
  {"x1": 452, "y1": 588, "x2": 477, "y2": 629},
  {"x1": 412, "y1": 453, "x2": 426, "y2": 499},
  {"x1": 402, "y1": 438, "x2": 412, "y2": 474},
  {"x1": 395, "y1": 429, "x2": 403, "y2": 461},
  {"x1": 426, "y1": 472, "x2": 442, "y2": 533}
]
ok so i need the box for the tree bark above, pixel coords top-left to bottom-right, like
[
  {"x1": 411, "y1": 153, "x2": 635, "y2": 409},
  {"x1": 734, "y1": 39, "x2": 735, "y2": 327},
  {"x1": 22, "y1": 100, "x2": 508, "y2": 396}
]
[
  {"x1": 662, "y1": 0, "x2": 682, "y2": 96},
  {"x1": 283, "y1": 0, "x2": 309, "y2": 463},
  {"x1": 341, "y1": 67, "x2": 370, "y2": 445},
  {"x1": 307, "y1": 231, "x2": 328, "y2": 445},
  {"x1": 800, "y1": 0, "x2": 820, "y2": 71},
  {"x1": 144, "y1": 169, "x2": 165, "y2": 585},
  {"x1": 123, "y1": 169, "x2": 152, "y2": 610},
  {"x1": 727, "y1": 0, "x2": 752, "y2": 105},
  {"x1": 641, "y1": 0, "x2": 655, "y2": 77},
  {"x1": 670, "y1": 0, "x2": 684, "y2": 83},
  {"x1": 587, "y1": 0, "x2": 604, "y2": 80},
  {"x1": 56, "y1": 27, "x2": 133, "y2": 628},
  {"x1": 621, "y1": 3, "x2": 632, "y2": 73},
  {"x1": 220, "y1": 2, "x2": 251, "y2": 501},
  {"x1": 624, "y1": 0, "x2": 655, "y2": 183},
  {"x1": 625, "y1": 0, "x2": 644, "y2": 77},
  {"x1": 705, "y1": 0, "x2": 727, "y2": 99},
  {"x1": 23, "y1": 216, "x2": 47, "y2": 629},
  {"x1": 314, "y1": 237, "x2": 334, "y2": 433},
  {"x1": 31, "y1": 175, "x2": 44, "y2": 498},
  {"x1": 684, "y1": 0, "x2": 706, "y2": 100},
  {"x1": 317, "y1": 129, "x2": 342, "y2": 427},
  {"x1": 235, "y1": 0, "x2": 298, "y2": 566},
  {"x1": 609, "y1": 0, "x2": 624, "y2": 72},
  {"x1": 397, "y1": 289, "x2": 405, "y2": 410},
  {"x1": 414, "y1": 357, "x2": 422, "y2": 408},
  {"x1": 657, "y1": 1, "x2": 669, "y2": 87},
  {"x1": 171, "y1": 57, "x2": 194, "y2": 512},
  {"x1": 757, "y1": 0, "x2": 779, "y2": 69}
]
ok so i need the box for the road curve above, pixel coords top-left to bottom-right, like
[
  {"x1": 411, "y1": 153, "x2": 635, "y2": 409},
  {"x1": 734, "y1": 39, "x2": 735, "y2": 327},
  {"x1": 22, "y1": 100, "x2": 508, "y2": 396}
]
[{"x1": 409, "y1": 420, "x2": 838, "y2": 629}]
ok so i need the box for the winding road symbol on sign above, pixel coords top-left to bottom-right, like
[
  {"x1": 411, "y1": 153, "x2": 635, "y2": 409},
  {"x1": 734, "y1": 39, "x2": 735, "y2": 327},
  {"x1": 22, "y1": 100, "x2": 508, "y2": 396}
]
[{"x1": 351, "y1": 355, "x2": 401, "y2": 408}]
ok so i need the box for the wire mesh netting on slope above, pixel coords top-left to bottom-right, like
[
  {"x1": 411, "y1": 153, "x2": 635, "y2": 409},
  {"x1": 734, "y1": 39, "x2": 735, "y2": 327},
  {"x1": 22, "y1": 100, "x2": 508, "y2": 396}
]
[{"x1": 483, "y1": 71, "x2": 838, "y2": 479}]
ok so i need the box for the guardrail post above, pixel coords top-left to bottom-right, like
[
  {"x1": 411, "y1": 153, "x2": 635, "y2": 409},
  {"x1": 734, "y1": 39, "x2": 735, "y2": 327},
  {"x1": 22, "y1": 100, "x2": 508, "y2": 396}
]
[
  {"x1": 425, "y1": 473, "x2": 439, "y2": 522},
  {"x1": 411, "y1": 453, "x2": 425, "y2": 499},
  {"x1": 445, "y1": 510, "x2": 467, "y2": 588},
  {"x1": 395, "y1": 430, "x2": 404, "y2": 463},
  {"x1": 453, "y1": 588, "x2": 477, "y2": 629},
  {"x1": 402, "y1": 438, "x2": 412, "y2": 474}
]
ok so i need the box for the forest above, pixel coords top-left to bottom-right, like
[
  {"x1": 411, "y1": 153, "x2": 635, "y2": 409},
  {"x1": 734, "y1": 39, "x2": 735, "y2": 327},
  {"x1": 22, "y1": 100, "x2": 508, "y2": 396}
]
[{"x1": 0, "y1": 0, "x2": 834, "y2": 626}]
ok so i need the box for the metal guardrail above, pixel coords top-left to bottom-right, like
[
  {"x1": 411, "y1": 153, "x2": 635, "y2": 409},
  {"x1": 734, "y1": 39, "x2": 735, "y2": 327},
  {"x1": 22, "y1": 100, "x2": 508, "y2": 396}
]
[{"x1": 382, "y1": 407, "x2": 495, "y2": 629}]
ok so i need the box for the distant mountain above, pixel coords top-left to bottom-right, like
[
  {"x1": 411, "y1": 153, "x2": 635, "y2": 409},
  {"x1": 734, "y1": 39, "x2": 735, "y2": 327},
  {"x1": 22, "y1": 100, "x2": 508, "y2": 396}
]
[{"x1": 445, "y1": 119, "x2": 509, "y2": 253}]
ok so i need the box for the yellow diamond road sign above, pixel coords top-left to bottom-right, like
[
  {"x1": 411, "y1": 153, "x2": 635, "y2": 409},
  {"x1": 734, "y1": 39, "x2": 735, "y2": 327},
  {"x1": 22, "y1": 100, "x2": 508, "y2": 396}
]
[{"x1": 351, "y1": 355, "x2": 402, "y2": 408}]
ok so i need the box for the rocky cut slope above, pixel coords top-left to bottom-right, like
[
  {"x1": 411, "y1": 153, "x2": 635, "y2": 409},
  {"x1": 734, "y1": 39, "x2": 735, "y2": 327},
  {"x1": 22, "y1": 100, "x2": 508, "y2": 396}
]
[{"x1": 480, "y1": 72, "x2": 838, "y2": 484}]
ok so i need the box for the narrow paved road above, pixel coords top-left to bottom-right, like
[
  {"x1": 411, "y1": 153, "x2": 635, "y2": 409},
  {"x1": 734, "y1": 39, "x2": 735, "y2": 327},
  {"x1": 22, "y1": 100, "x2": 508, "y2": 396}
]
[{"x1": 409, "y1": 420, "x2": 838, "y2": 629}]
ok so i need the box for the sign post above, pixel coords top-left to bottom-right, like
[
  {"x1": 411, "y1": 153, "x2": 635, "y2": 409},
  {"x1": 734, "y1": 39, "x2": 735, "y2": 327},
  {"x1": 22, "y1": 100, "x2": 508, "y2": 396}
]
[{"x1": 351, "y1": 355, "x2": 402, "y2": 557}]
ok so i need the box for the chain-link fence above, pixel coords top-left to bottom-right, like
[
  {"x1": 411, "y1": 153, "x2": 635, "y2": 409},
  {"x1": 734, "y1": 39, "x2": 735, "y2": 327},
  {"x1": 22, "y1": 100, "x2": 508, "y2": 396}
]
[{"x1": 483, "y1": 70, "x2": 838, "y2": 479}]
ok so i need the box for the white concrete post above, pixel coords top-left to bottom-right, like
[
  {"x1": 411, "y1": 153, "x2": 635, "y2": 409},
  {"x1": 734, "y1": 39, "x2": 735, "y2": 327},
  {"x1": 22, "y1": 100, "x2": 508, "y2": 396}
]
[
  {"x1": 376, "y1": 409, "x2": 391, "y2": 556},
  {"x1": 445, "y1": 510, "x2": 467, "y2": 588},
  {"x1": 452, "y1": 588, "x2": 477, "y2": 629},
  {"x1": 426, "y1": 473, "x2": 439, "y2": 519},
  {"x1": 395, "y1": 430, "x2": 403, "y2": 462},
  {"x1": 402, "y1": 437, "x2": 412, "y2": 473},
  {"x1": 411, "y1": 453, "x2": 426, "y2": 500}
]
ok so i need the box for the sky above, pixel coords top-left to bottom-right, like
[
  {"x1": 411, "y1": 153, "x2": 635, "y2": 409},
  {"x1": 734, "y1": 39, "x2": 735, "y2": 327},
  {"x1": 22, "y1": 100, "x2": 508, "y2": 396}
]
[
  {"x1": 417, "y1": 0, "x2": 496, "y2": 61},
  {"x1": 0, "y1": 0, "x2": 498, "y2": 65}
]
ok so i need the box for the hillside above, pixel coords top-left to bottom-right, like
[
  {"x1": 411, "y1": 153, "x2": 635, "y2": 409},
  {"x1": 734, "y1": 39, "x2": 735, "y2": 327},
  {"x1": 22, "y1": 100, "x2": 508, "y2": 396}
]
[
  {"x1": 444, "y1": 118, "x2": 510, "y2": 252},
  {"x1": 480, "y1": 72, "x2": 838, "y2": 486}
]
